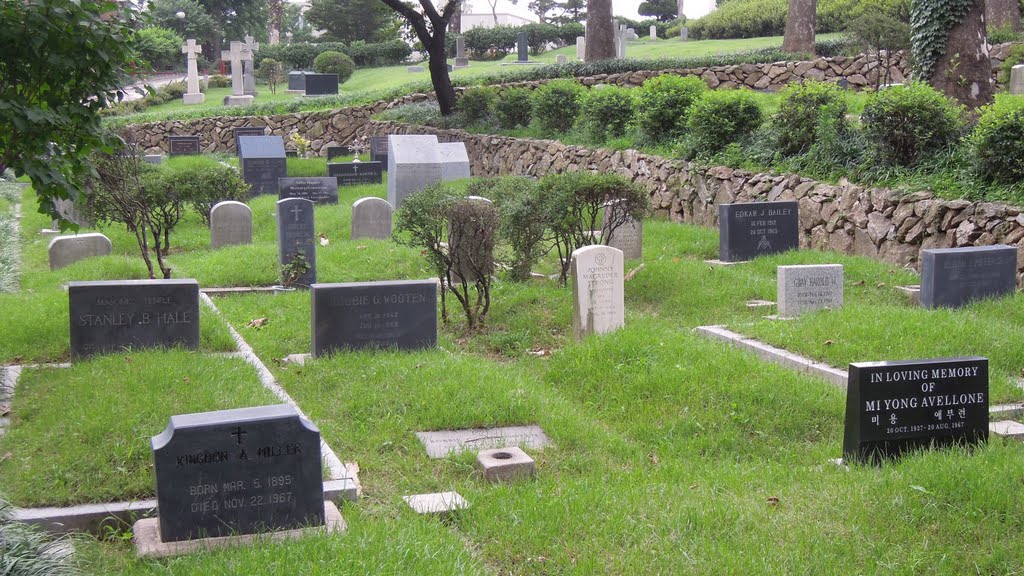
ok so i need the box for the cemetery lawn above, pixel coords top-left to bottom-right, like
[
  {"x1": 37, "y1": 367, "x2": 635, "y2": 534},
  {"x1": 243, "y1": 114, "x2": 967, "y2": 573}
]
[{"x1": 4, "y1": 174, "x2": 1024, "y2": 573}]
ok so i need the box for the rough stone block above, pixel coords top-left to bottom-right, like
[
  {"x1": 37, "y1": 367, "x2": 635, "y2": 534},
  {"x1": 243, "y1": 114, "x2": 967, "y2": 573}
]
[{"x1": 476, "y1": 447, "x2": 535, "y2": 483}]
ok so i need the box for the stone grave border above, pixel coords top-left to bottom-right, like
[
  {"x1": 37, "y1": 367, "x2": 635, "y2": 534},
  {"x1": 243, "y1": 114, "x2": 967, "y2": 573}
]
[
  {"x1": 1, "y1": 294, "x2": 361, "y2": 535},
  {"x1": 694, "y1": 324, "x2": 1024, "y2": 430}
]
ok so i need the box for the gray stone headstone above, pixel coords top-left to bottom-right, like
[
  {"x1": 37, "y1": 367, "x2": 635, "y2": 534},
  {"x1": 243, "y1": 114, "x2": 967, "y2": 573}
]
[
  {"x1": 47, "y1": 233, "x2": 112, "y2": 271},
  {"x1": 152, "y1": 404, "x2": 324, "y2": 542},
  {"x1": 181, "y1": 39, "x2": 205, "y2": 105},
  {"x1": 650, "y1": 25, "x2": 657, "y2": 40},
  {"x1": 438, "y1": 142, "x2": 471, "y2": 182},
  {"x1": 387, "y1": 135, "x2": 442, "y2": 209},
  {"x1": 143, "y1": 155, "x2": 164, "y2": 165},
  {"x1": 456, "y1": 35, "x2": 466, "y2": 59},
  {"x1": 1011, "y1": 64, "x2": 1024, "y2": 95},
  {"x1": 279, "y1": 177, "x2": 339, "y2": 205},
  {"x1": 351, "y1": 197, "x2": 393, "y2": 240},
  {"x1": 68, "y1": 279, "x2": 200, "y2": 359},
  {"x1": 718, "y1": 201, "x2": 800, "y2": 262},
  {"x1": 310, "y1": 279, "x2": 438, "y2": 356},
  {"x1": 168, "y1": 136, "x2": 200, "y2": 156},
  {"x1": 517, "y1": 32, "x2": 529, "y2": 62},
  {"x1": 920, "y1": 245, "x2": 1017, "y2": 309},
  {"x1": 242, "y1": 59, "x2": 257, "y2": 96},
  {"x1": 210, "y1": 201, "x2": 252, "y2": 249},
  {"x1": 454, "y1": 57, "x2": 469, "y2": 68},
  {"x1": 276, "y1": 198, "x2": 317, "y2": 288},
  {"x1": 602, "y1": 200, "x2": 642, "y2": 261},
  {"x1": 406, "y1": 66, "x2": 425, "y2": 73},
  {"x1": 576, "y1": 36, "x2": 585, "y2": 60},
  {"x1": 571, "y1": 245, "x2": 624, "y2": 340},
  {"x1": 680, "y1": 27, "x2": 689, "y2": 41},
  {"x1": 556, "y1": 54, "x2": 567, "y2": 65},
  {"x1": 328, "y1": 162, "x2": 383, "y2": 186},
  {"x1": 369, "y1": 136, "x2": 389, "y2": 167},
  {"x1": 776, "y1": 264, "x2": 843, "y2": 317},
  {"x1": 233, "y1": 127, "x2": 265, "y2": 157},
  {"x1": 843, "y1": 357, "x2": 988, "y2": 463},
  {"x1": 239, "y1": 136, "x2": 287, "y2": 197}
]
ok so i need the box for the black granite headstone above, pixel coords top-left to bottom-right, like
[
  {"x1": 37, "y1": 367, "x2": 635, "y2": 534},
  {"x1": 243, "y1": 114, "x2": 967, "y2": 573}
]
[
  {"x1": 920, "y1": 245, "x2": 1017, "y2": 309},
  {"x1": 152, "y1": 404, "x2": 324, "y2": 542},
  {"x1": 328, "y1": 162, "x2": 383, "y2": 186},
  {"x1": 304, "y1": 73, "x2": 339, "y2": 96},
  {"x1": 311, "y1": 280, "x2": 437, "y2": 356},
  {"x1": 718, "y1": 201, "x2": 799, "y2": 262},
  {"x1": 239, "y1": 136, "x2": 288, "y2": 197},
  {"x1": 287, "y1": 71, "x2": 308, "y2": 91},
  {"x1": 279, "y1": 177, "x2": 339, "y2": 204},
  {"x1": 369, "y1": 136, "x2": 389, "y2": 169},
  {"x1": 325, "y1": 145, "x2": 353, "y2": 160},
  {"x1": 843, "y1": 357, "x2": 988, "y2": 464},
  {"x1": 286, "y1": 150, "x2": 298, "y2": 158},
  {"x1": 233, "y1": 127, "x2": 265, "y2": 157},
  {"x1": 517, "y1": 32, "x2": 529, "y2": 61},
  {"x1": 276, "y1": 197, "x2": 317, "y2": 288},
  {"x1": 168, "y1": 136, "x2": 201, "y2": 156},
  {"x1": 68, "y1": 279, "x2": 200, "y2": 359}
]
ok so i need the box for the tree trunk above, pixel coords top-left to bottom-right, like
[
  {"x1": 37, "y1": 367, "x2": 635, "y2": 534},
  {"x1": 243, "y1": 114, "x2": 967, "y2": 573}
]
[
  {"x1": 987, "y1": 0, "x2": 1022, "y2": 32},
  {"x1": 782, "y1": 0, "x2": 816, "y2": 54},
  {"x1": 677, "y1": 0, "x2": 685, "y2": 19},
  {"x1": 428, "y1": 34, "x2": 457, "y2": 115},
  {"x1": 585, "y1": 0, "x2": 615, "y2": 61},
  {"x1": 931, "y1": 0, "x2": 993, "y2": 109},
  {"x1": 269, "y1": 0, "x2": 283, "y2": 44}
]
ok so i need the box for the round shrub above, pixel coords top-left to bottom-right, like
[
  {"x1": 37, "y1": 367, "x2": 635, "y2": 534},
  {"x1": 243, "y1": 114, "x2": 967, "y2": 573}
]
[
  {"x1": 632, "y1": 74, "x2": 708, "y2": 144},
  {"x1": 773, "y1": 80, "x2": 849, "y2": 156},
  {"x1": 135, "y1": 26, "x2": 184, "y2": 71},
  {"x1": 861, "y1": 82, "x2": 965, "y2": 167},
  {"x1": 493, "y1": 87, "x2": 533, "y2": 129},
  {"x1": 577, "y1": 85, "x2": 634, "y2": 142},
  {"x1": 207, "y1": 74, "x2": 231, "y2": 88},
  {"x1": 457, "y1": 86, "x2": 497, "y2": 124},
  {"x1": 971, "y1": 96, "x2": 1024, "y2": 184},
  {"x1": 531, "y1": 79, "x2": 585, "y2": 133},
  {"x1": 312, "y1": 50, "x2": 356, "y2": 83},
  {"x1": 684, "y1": 89, "x2": 764, "y2": 158}
]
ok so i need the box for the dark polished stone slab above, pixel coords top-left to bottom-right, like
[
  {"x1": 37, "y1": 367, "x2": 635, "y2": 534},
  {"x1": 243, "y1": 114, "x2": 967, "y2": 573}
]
[
  {"x1": 168, "y1": 136, "x2": 200, "y2": 156},
  {"x1": 328, "y1": 162, "x2": 383, "y2": 186},
  {"x1": 920, "y1": 245, "x2": 1017, "y2": 309},
  {"x1": 279, "y1": 177, "x2": 338, "y2": 204},
  {"x1": 311, "y1": 280, "x2": 437, "y2": 356},
  {"x1": 718, "y1": 201, "x2": 799, "y2": 262}
]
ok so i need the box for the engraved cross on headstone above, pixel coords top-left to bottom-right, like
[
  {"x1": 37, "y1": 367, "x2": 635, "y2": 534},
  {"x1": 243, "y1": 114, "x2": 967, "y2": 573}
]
[
  {"x1": 230, "y1": 426, "x2": 248, "y2": 444},
  {"x1": 221, "y1": 41, "x2": 246, "y2": 96},
  {"x1": 291, "y1": 204, "x2": 303, "y2": 222}
]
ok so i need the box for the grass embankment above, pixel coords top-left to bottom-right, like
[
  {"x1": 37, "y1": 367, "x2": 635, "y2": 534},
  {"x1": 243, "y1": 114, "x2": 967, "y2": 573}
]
[{"x1": 2, "y1": 172, "x2": 1024, "y2": 574}]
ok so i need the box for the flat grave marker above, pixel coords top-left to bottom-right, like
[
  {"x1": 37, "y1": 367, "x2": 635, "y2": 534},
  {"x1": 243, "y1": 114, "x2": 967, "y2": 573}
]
[
  {"x1": 571, "y1": 245, "x2": 624, "y2": 339},
  {"x1": 777, "y1": 264, "x2": 843, "y2": 317},
  {"x1": 843, "y1": 357, "x2": 988, "y2": 463},
  {"x1": 150, "y1": 404, "x2": 325, "y2": 542},
  {"x1": 328, "y1": 161, "x2": 383, "y2": 186},
  {"x1": 416, "y1": 425, "x2": 552, "y2": 458},
  {"x1": 310, "y1": 279, "x2": 437, "y2": 356},
  {"x1": 68, "y1": 279, "x2": 199, "y2": 359},
  {"x1": 920, "y1": 245, "x2": 1017, "y2": 309},
  {"x1": 168, "y1": 136, "x2": 201, "y2": 156},
  {"x1": 276, "y1": 198, "x2": 317, "y2": 288},
  {"x1": 279, "y1": 177, "x2": 339, "y2": 205},
  {"x1": 718, "y1": 201, "x2": 799, "y2": 262},
  {"x1": 239, "y1": 136, "x2": 287, "y2": 197}
]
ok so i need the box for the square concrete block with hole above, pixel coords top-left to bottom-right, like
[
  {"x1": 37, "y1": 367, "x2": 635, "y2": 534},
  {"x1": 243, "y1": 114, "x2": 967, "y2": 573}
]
[{"x1": 476, "y1": 446, "x2": 535, "y2": 483}]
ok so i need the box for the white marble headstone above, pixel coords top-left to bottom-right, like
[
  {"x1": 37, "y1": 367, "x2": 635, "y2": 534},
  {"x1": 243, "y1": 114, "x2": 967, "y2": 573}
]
[
  {"x1": 438, "y1": 142, "x2": 471, "y2": 182},
  {"x1": 571, "y1": 245, "x2": 624, "y2": 339},
  {"x1": 210, "y1": 201, "x2": 252, "y2": 249},
  {"x1": 47, "y1": 233, "x2": 112, "y2": 270},
  {"x1": 351, "y1": 197, "x2": 393, "y2": 240},
  {"x1": 387, "y1": 135, "x2": 442, "y2": 209}
]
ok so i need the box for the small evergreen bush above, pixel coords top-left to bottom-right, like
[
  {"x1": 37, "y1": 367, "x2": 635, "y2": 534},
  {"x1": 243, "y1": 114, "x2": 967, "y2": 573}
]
[
  {"x1": 861, "y1": 82, "x2": 965, "y2": 167},
  {"x1": 493, "y1": 87, "x2": 533, "y2": 129},
  {"x1": 457, "y1": 86, "x2": 497, "y2": 124},
  {"x1": 684, "y1": 89, "x2": 764, "y2": 159},
  {"x1": 577, "y1": 86, "x2": 634, "y2": 142},
  {"x1": 971, "y1": 96, "x2": 1024, "y2": 184},
  {"x1": 312, "y1": 51, "x2": 356, "y2": 83},
  {"x1": 207, "y1": 74, "x2": 231, "y2": 88},
  {"x1": 999, "y1": 42, "x2": 1024, "y2": 85},
  {"x1": 631, "y1": 74, "x2": 707, "y2": 144},
  {"x1": 531, "y1": 79, "x2": 585, "y2": 133},
  {"x1": 773, "y1": 80, "x2": 849, "y2": 156}
]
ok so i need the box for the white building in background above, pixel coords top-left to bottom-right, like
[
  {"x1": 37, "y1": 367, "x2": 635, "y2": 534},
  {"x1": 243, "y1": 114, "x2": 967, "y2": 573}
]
[{"x1": 460, "y1": 13, "x2": 536, "y2": 32}]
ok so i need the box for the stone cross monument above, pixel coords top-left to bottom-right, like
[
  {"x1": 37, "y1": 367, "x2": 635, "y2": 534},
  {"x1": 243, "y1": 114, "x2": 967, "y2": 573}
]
[
  {"x1": 221, "y1": 41, "x2": 254, "y2": 106},
  {"x1": 242, "y1": 35, "x2": 259, "y2": 97},
  {"x1": 181, "y1": 39, "x2": 205, "y2": 105}
]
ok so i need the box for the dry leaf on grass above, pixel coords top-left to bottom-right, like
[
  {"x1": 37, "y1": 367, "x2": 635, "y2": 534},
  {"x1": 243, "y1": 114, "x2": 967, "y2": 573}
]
[
  {"x1": 767, "y1": 496, "x2": 780, "y2": 506},
  {"x1": 247, "y1": 317, "x2": 269, "y2": 329}
]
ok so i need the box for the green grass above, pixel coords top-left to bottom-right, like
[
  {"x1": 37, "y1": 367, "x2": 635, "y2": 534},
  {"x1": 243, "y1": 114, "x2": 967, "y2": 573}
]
[{"x1": 4, "y1": 175, "x2": 1024, "y2": 574}]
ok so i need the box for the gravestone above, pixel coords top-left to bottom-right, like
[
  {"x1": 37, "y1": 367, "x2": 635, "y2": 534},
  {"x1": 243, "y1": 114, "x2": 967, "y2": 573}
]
[
  {"x1": 438, "y1": 142, "x2": 471, "y2": 181},
  {"x1": 615, "y1": 24, "x2": 628, "y2": 58},
  {"x1": 920, "y1": 245, "x2": 1017, "y2": 309},
  {"x1": 279, "y1": 177, "x2": 339, "y2": 204},
  {"x1": 68, "y1": 279, "x2": 200, "y2": 358},
  {"x1": 151, "y1": 404, "x2": 324, "y2": 542},
  {"x1": 1011, "y1": 64, "x2": 1024, "y2": 95},
  {"x1": 48, "y1": 233, "x2": 112, "y2": 270},
  {"x1": 310, "y1": 279, "x2": 437, "y2": 356},
  {"x1": 241, "y1": 35, "x2": 259, "y2": 97},
  {"x1": 627, "y1": 28, "x2": 637, "y2": 40},
  {"x1": 221, "y1": 41, "x2": 254, "y2": 106},
  {"x1": 571, "y1": 245, "x2": 624, "y2": 340},
  {"x1": 718, "y1": 201, "x2": 799, "y2": 262},
  {"x1": 328, "y1": 161, "x2": 383, "y2": 186},
  {"x1": 51, "y1": 197, "x2": 91, "y2": 227},
  {"x1": 210, "y1": 201, "x2": 252, "y2": 249},
  {"x1": 369, "y1": 136, "x2": 389, "y2": 167},
  {"x1": 351, "y1": 197, "x2": 393, "y2": 240},
  {"x1": 276, "y1": 198, "x2": 317, "y2": 288},
  {"x1": 238, "y1": 136, "x2": 287, "y2": 196},
  {"x1": 555, "y1": 54, "x2": 567, "y2": 65},
  {"x1": 233, "y1": 127, "x2": 265, "y2": 156},
  {"x1": 325, "y1": 145, "x2": 353, "y2": 160},
  {"x1": 680, "y1": 26, "x2": 689, "y2": 40},
  {"x1": 387, "y1": 135, "x2": 442, "y2": 208},
  {"x1": 843, "y1": 357, "x2": 988, "y2": 463},
  {"x1": 168, "y1": 136, "x2": 200, "y2": 156},
  {"x1": 602, "y1": 200, "x2": 642, "y2": 260},
  {"x1": 576, "y1": 36, "x2": 585, "y2": 60},
  {"x1": 406, "y1": 66, "x2": 425, "y2": 73},
  {"x1": 144, "y1": 155, "x2": 164, "y2": 165},
  {"x1": 454, "y1": 35, "x2": 469, "y2": 68},
  {"x1": 287, "y1": 71, "x2": 308, "y2": 92},
  {"x1": 776, "y1": 264, "x2": 843, "y2": 317},
  {"x1": 304, "y1": 73, "x2": 339, "y2": 96},
  {"x1": 181, "y1": 39, "x2": 205, "y2": 105},
  {"x1": 517, "y1": 32, "x2": 529, "y2": 62},
  {"x1": 650, "y1": 25, "x2": 657, "y2": 40}
]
